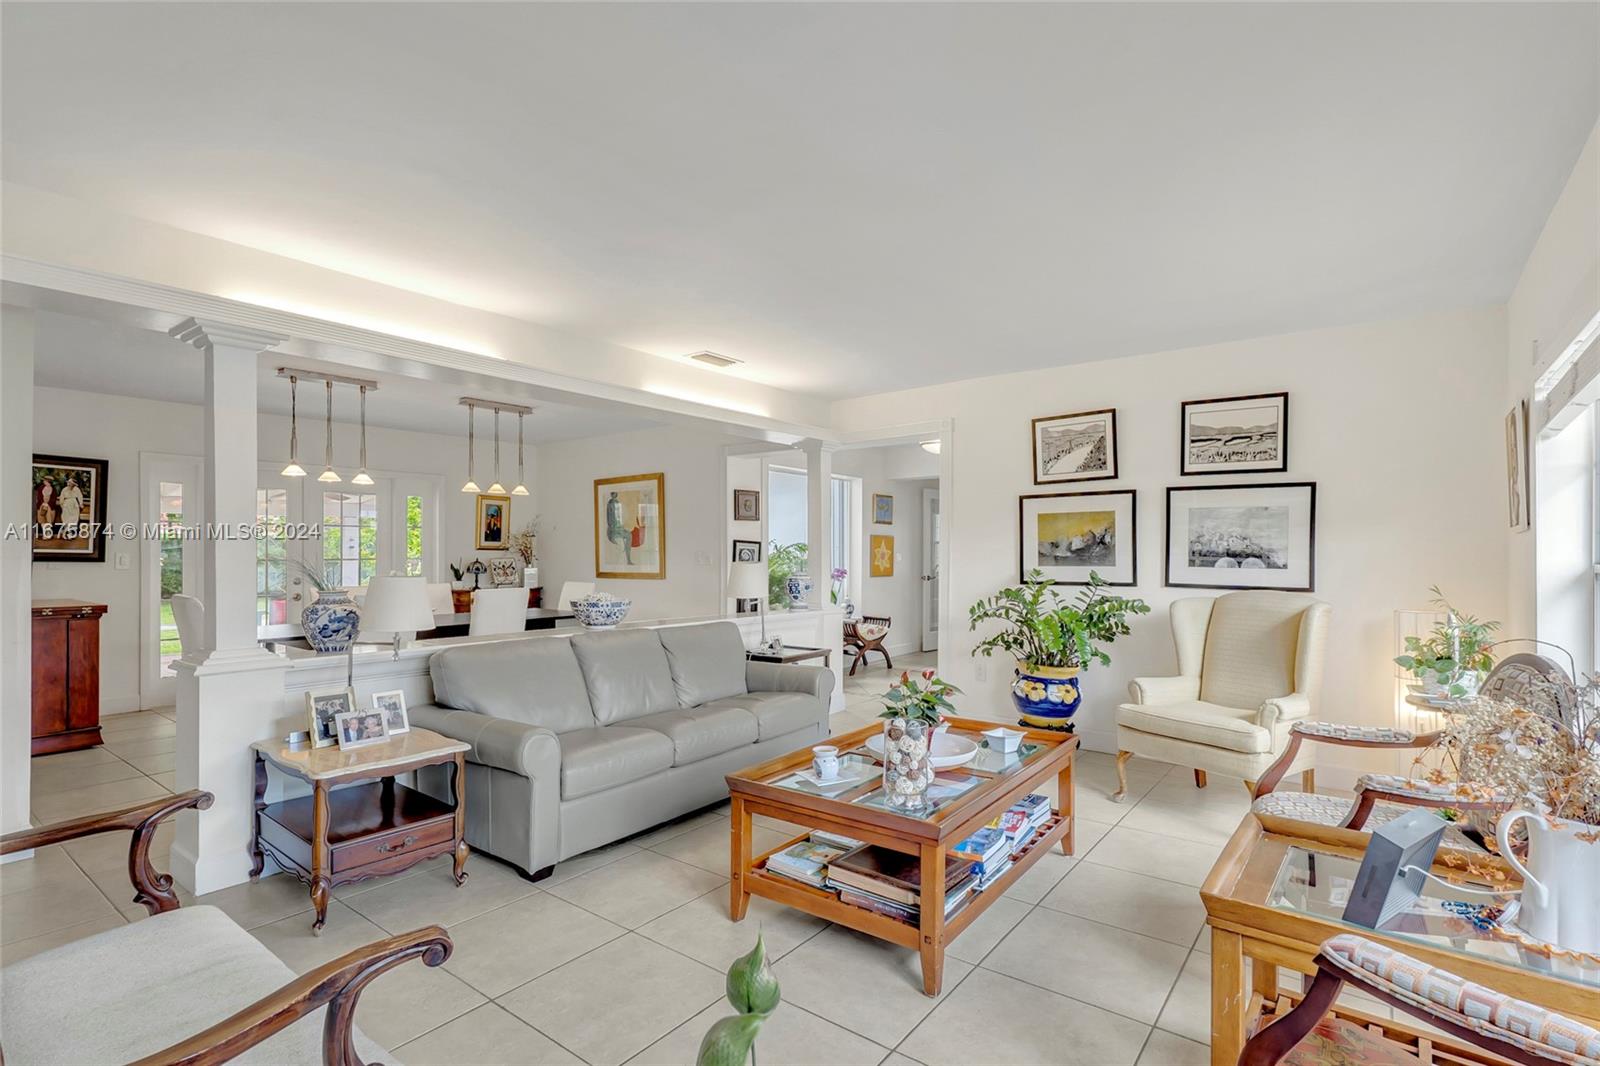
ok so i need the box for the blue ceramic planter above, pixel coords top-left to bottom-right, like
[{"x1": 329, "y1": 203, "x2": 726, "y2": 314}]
[
  {"x1": 302, "y1": 589, "x2": 360, "y2": 654},
  {"x1": 1011, "y1": 663, "x2": 1082, "y2": 731}
]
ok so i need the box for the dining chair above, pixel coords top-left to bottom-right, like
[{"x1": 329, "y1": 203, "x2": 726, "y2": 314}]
[
  {"x1": 557, "y1": 581, "x2": 595, "y2": 609},
  {"x1": 425, "y1": 582, "x2": 454, "y2": 615},
  {"x1": 169, "y1": 594, "x2": 205, "y2": 655},
  {"x1": 468, "y1": 587, "x2": 528, "y2": 636}
]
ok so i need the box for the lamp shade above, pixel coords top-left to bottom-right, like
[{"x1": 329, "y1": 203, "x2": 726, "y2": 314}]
[
  {"x1": 727, "y1": 560, "x2": 767, "y2": 601},
  {"x1": 361, "y1": 574, "x2": 436, "y2": 633}
]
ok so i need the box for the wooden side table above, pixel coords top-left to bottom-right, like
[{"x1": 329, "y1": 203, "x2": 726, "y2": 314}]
[
  {"x1": 746, "y1": 645, "x2": 832, "y2": 668},
  {"x1": 249, "y1": 727, "x2": 470, "y2": 933}
]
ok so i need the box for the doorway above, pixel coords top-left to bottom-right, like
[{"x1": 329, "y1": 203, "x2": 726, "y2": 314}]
[
  {"x1": 139, "y1": 453, "x2": 203, "y2": 708},
  {"x1": 921, "y1": 487, "x2": 940, "y2": 651}
]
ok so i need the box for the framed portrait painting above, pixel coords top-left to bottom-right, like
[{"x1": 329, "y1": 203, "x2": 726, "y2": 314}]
[
  {"x1": 1165, "y1": 482, "x2": 1316, "y2": 591},
  {"x1": 476, "y1": 494, "x2": 510, "y2": 550},
  {"x1": 32, "y1": 454, "x2": 110, "y2": 562},
  {"x1": 869, "y1": 534, "x2": 895, "y2": 577},
  {"x1": 1019, "y1": 490, "x2": 1136, "y2": 586},
  {"x1": 1505, "y1": 399, "x2": 1530, "y2": 531},
  {"x1": 595, "y1": 472, "x2": 665, "y2": 579},
  {"x1": 733, "y1": 489, "x2": 760, "y2": 522},
  {"x1": 732, "y1": 539, "x2": 761, "y2": 563},
  {"x1": 1031, "y1": 409, "x2": 1117, "y2": 484},
  {"x1": 1180, "y1": 392, "x2": 1288, "y2": 475},
  {"x1": 872, "y1": 493, "x2": 894, "y2": 524}
]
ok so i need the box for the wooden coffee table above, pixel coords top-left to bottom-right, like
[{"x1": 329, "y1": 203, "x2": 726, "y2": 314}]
[{"x1": 726, "y1": 716, "x2": 1077, "y2": 996}]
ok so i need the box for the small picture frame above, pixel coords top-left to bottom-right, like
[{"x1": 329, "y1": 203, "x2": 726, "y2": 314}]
[
  {"x1": 476, "y1": 494, "x2": 511, "y2": 550},
  {"x1": 305, "y1": 687, "x2": 356, "y2": 749},
  {"x1": 335, "y1": 707, "x2": 391, "y2": 750},
  {"x1": 371, "y1": 689, "x2": 410, "y2": 735},
  {"x1": 872, "y1": 493, "x2": 894, "y2": 525},
  {"x1": 732, "y1": 539, "x2": 762, "y2": 563},
  {"x1": 487, "y1": 557, "x2": 521, "y2": 587},
  {"x1": 733, "y1": 489, "x2": 761, "y2": 522},
  {"x1": 1031, "y1": 409, "x2": 1118, "y2": 485}
]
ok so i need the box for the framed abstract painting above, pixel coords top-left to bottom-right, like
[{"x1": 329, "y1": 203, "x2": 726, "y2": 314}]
[
  {"x1": 595, "y1": 472, "x2": 665, "y2": 579},
  {"x1": 1165, "y1": 482, "x2": 1315, "y2": 591},
  {"x1": 1018, "y1": 490, "x2": 1136, "y2": 585}
]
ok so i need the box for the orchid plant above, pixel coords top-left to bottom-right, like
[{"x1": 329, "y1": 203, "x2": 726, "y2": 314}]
[
  {"x1": 829, "y1": 567, "x2": 847, "y2": 604},
  {"x1": 879, "y1": 669, "x2": 962, "y2": 727}
]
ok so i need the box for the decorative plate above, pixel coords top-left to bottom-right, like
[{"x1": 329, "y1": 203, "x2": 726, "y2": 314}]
[{"x1": 864, "y1": 731, "x2": 978, "y2": 769}]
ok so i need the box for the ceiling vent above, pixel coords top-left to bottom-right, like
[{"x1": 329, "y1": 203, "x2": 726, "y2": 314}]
[{"x1": 686, "y1": 350, "x2": 742, "y2": 369}]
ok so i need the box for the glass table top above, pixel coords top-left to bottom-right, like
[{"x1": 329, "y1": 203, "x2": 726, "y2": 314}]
[{"x1": 1269, "y1": 845, "x2": 1600, "y2": 989}]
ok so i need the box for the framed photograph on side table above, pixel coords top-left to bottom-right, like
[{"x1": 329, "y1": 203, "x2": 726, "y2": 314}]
[
  {"x1": 1165, "y1": 482, "x2": 1316, "y2": 591},
  {"x1": 334, "y1": 708, "x2": 390, "y2": 750},
  {"x1": 1031, "y1": 409, "x2": 1117, "y2": 484},
  {"x1": 1180, "y1": 392, "x2": 1288, "y2": 475},
  {"x1": 305, "y1": 687, "x2": 356, "y2": 749},
  {"x1": 1019, "y1": 490, "x2": 1137, "y2": 585},
  {"x1": 371, "y1": 690, "x2": 410, "y2": 735}
]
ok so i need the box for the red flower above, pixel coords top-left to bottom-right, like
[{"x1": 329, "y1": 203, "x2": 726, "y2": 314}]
[{"x1": 922, "y1": 669, "x2": 935, "y2": 680}]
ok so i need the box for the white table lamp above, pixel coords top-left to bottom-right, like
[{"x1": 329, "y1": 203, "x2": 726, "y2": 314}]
[
  {"x1": 362, "y1": 574, "x2": 436, "y2": 660},
  {"x1": 727, "y1": 560, "x2": 770, "y2": 649}
]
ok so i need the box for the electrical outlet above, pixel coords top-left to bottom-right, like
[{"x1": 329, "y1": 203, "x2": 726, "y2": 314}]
[
  {"x1": 974, "y1": 660, "x2": 988, "y2": 683},
  {"x1": 114, "y1": 552, "x2": 130, "y2": 571}
]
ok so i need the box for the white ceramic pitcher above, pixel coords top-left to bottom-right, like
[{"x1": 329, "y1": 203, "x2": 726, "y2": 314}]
[{"x1": 1496, "y1": 810, "x2": 1600, "y2": 955}]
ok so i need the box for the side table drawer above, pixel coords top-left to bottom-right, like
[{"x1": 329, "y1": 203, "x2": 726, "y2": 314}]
[{"x1": 332, "y1": 817, "x2": 453, "y2": 873}]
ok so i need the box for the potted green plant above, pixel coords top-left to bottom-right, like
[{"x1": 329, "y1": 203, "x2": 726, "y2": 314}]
[
  {"x1": 969, "y1": 569, "x2": 1149, "y2": 729},
  {"x1": 766, "y1": 541, "x2": 809, "y2": 608},
  {"x1": 1393, "y1": 588, "x2": 1499, "y2": 698}
]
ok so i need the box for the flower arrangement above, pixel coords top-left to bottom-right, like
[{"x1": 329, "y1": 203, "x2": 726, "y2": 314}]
[
  {"x1": 1394, "y1": 588, "x2": 1500, "y2": 697},
  {"x1": 829, "y1": 567, "x2": 847, "y2": 604},
  {"x1": 509, "y1": 519, "x2": 539, "y2": 567},
  {"x1": 879, "y1": 669, "x2": 962, "y2": 727},
  {"x1": 968, "y1": 569, "x2": 1150, "y2": 671}
]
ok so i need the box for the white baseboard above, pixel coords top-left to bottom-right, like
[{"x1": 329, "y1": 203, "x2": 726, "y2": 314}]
[{"x1": 101, "y1": 696, "x2": 143, "y2": 716}]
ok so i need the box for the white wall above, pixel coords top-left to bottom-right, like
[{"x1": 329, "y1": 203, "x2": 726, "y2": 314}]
[
  {"x1": 2, "y1": 308, "x2": 36, "y2": 836},
  {"x1": 831, "y1": 307, "x2": 1511, "y2": 772},
  {"x1": 534, "y1": 424, "x2": 745, "y2": 620}
]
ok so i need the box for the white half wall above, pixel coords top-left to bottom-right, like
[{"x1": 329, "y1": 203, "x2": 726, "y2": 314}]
[{"x1": 831, "y1": 306, "x2": 1512, "y2": 774}]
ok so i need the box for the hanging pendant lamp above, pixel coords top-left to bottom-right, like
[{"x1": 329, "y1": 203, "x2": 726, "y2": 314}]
[
  {"x1": 350, "y1": 385, "x2": 375, "y2": 486},
  {"x1": 316, "y1": 380, "x2": 342, "y2": 483},
  {"x1": 460, "y1": 402, "x2": 481, "y2": 494},
  {"x1": 281, "y1": 375, "x2": 307, "y2": 477},
  {"x1": 511, "y1": 411, "x2": 530, "y2": 495},
  {"x1": 486, "y1": 409, "x2": 506, "y2": 495}
]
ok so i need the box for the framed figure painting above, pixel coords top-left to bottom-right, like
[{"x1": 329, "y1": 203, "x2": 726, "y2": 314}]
[
  {"x1": 32, "y1": 454, "x2": 109, "y2": 562},
  {"x1": 1165, "y1": 482, "x2": 1316, "y2": 591},
  {"x1": 476, "y1": 494, "x2": 510, "y2": 550},
  {"x1": 1031, "y1": 409, "x2": 1117, "y2": 484},
  {"x1": 595, "y1": 472, "x2": 665, "y2": 579},
  {"x1": 1180, "y1": 392, "x2": 1288, "y2": 475},
  {"x1": 1019, "y1": 490, "x2": 1136, "y2": 585},
  {"x1": 1505, "y1": 399, "x2": 1530, "y2": 531}
]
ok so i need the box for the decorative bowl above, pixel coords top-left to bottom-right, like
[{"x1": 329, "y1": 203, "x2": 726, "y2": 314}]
[
  {"x1": 865, "y1": 730, "x2": 978, "y2": 770},
  {"x1": 571, "y1": 594, "x2": 631, "y2": 630},
  {"x1": 982, "y1": 726, "x2": 1026, "y2": 753}
]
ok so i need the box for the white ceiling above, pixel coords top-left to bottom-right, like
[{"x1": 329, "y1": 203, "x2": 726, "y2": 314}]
[
  {"x1": 4, "y1": 4, "x2": 1596, "y2": 399},
  {"x1": 30, "y1": 311, "x2": 662, "y2": 442}
]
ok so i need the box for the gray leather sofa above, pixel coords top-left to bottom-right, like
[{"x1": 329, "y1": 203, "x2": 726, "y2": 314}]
[{"x1": 410, "y1": 621, "x2": 832, "y2": 880}]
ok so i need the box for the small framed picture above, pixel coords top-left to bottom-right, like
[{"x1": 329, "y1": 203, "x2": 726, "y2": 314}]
[
  {"x1": 477, "y1": 494, "x2": 511, "y2": 550},
  {"x1": 1031, "y1": 409, "x2": 1118, "y2": 484},
  {"x1": 371, "y1": 689, "x2": 410, "y2": 735},
  {"x1": 732, "y1": 539, "x2": 761, "y2": 563},
  {"x1": 335, "y1": 707, "x2": 391, "y2": 750},
  {"x1": 487, "y1": 557, "x2": 521, "y2": 587},
  {"x1": 305, "y1": 687, "x2": 356, "y2": 749},
  {"x1": 872, "y1": 493, "x2": 894, "y2": 524},
  {"x1": 1180, "y1": 392, "x2": 1288, "y2": 475},
  {"x1": 733, "y1": 489, "x2": 761, "y2": 522}
]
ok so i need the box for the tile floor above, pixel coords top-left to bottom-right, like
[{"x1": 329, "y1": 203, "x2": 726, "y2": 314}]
[{"x1": 3, "y1": 652, "x2": 1301, "y2": 1065}]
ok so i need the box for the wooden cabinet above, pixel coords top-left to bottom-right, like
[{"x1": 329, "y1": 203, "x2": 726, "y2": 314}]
[{"x1": 31, "y1": 599, "x2": 108, "y2": 755}]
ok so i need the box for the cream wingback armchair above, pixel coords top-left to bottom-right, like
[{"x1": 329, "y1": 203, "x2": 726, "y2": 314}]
[{"x1": 1113, "y1": 590, "x2": 1329, "y2": 801}]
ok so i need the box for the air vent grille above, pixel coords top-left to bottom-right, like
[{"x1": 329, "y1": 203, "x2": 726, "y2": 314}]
[{"x1": 687, "y1": 350, "x2": 741, "y2": 369}]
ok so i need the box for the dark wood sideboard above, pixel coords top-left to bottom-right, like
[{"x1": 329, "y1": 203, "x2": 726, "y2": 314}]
[{"x1": 31, "y1": 599, "x2": 108, "y2": 755}]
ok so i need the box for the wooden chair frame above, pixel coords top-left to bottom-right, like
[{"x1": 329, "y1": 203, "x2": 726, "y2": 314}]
[
  {"x1": 0, "y1": 790, "x2": 452, "y2": 1066},
  {"x1": 843, "y1": 614, "x2": 893, "y2": 676}
]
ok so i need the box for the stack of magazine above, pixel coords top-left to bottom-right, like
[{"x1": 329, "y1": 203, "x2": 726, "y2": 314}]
[
  {"x1": 762, "y1": 830, "x2": 863, "y2": 889},
  {"x1": 826, "y1": 844, "x2": 977, "y2": 923},
  {"x1": 950, "y1": 792, "x2": 1053, "y2": 893}
]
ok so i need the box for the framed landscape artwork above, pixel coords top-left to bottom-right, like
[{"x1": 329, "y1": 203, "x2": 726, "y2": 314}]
[
  {"x1": 32, "y1": 454, "x2": 110, "y2": 562},
  {"x1": 1505, "y1": 399, "x2": 1530, "y2": 531},
  {"x1": 733, "y1": 489, "x2": 760, "y2": 521},
  {"x1": 1165, "y1": 482, "x2": 1316, "y2": 591},
  {"x1": 873, "y1": 493, "x2": 894, "y2": 524},
  {"x1": 1180, "y1": 392, "x2": 1288, "y2": 475},
  {"x1": 869, "y1": 534, "x2": 894, "y2": 577},
  {"x1": 1031, "y1": 408, "x2": 1117, "y2": 484},
  {"x1": 1019, "y1": 490, "x2": 1136, "y2": 585},
  {"x1": 595, "y1": 472, "x2": 666, "y2": 579},
  {"x1": 476, "y1": 494, "x2": 510, "y2": 550},
  {"x1": 732, "y1": 539, "x2": 761, "y2": 562}
]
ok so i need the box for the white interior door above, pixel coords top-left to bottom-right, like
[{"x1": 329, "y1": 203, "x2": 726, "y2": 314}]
[
  {"x1": 140, "y1": 453, "x2": 203, "y2": 708},
  {"x1": 921, "y1": 487, "x2": 941, "y2": 651}
]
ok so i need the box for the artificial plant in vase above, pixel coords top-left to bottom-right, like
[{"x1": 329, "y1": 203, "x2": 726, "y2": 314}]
[
  {"x1": 1393, "y1": 588, "x2": 1499, "y2": 698},
  {"x1": 697, "y1": 935, "x2": 780, "y2": 1066},
  {"x1": 876, "y1": 670, "x2": 962, "y2": 812},
  {"x1": 969, "y1": 569, "x2": 1149, "y2": 729}
]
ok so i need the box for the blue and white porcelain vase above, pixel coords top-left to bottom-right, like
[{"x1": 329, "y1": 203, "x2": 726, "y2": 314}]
[
  {"x1": 785, "y1": 575, "x2": 814, "y2": 608},
  {"x1": 302, "y1": 588, "x2": 360, "y2": 653}
]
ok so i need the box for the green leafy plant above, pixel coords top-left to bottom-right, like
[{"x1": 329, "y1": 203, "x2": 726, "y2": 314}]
[
  {"x1": 766, "y1": 541, "x2": 808, "y2": 606},
  {"x1": 1394, "y1": 587, "x2": 1500, "y2": 696},
  {"x1": 969, "y1": 569, "x2": 1150, "y2": 670},
  {"x1": 879, "y1": 668, "x2": 962, "y2": 727},
  {"x1": 698, "y1": 935, "x2": 780, "y2": 1066}
]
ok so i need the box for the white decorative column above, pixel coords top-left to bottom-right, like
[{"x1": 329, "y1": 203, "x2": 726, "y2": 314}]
[
  {"x1": 1, "y1": 306, "x2": 36, "y2": 842},
  {"x1": 801, "y1": 439, "x2": 837, "y2": 609},
  {"x1": 167, "y1": 318, "x2": 294, "y2": 895}
]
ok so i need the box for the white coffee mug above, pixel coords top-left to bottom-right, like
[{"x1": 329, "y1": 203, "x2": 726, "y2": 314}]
[{"x1": 811, "y1": 745, "x2": 840, "y2": 781}]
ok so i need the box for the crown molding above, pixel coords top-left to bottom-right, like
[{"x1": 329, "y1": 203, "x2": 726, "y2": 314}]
[{"x1": 168, "y1": 316, "x2": 288, "y2": 354}]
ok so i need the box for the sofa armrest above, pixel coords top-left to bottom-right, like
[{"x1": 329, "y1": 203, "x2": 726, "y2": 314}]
[
  {"x1": 409, "y1": 704, "x2": 561, "y2": 779},
  {"x1": 1125, "y1": 675, "x2": 1200, "y2": 705},
  {"x1": 1258, "y1": 692, "x2": 1312, "y2": 728},
  {"x1": 746, "y1": 662, "x2": 834, "y2": 703}
]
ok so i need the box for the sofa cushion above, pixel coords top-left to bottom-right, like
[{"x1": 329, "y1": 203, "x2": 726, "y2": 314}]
[
  {"x1": 657, "y1": 622, "x2": 749, "y2": 707},
  {"x1": 0, "y1": 905, "x2": 386, "y2": 1065},
  {"x1": 557, "y1": 725, "x2": 675, "y2": 798},
  {"x1": 632, "y1": 703, "x2": 759, "y2": 766},
  {"x1": 570, "y1": 630, "x2": 681, "y2": 724},
  {"x1": 700, "y1": 691, "x2": 822, "y2": 741},
  {"x1": 1116, "y1": 699, "x2": 1271, "y2": 754},
  {"x1": 430, "y1": 637, "x2": 595, "y2": 734},
  {"x1": 1199, "y1": 591, "x2": 1311, "y2": 711}
]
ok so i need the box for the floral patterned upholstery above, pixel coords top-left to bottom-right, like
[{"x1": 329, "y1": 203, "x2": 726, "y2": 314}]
[
  {"x1": 1291, "y1": 722, "x2": 1415, "y2": 743},
  {"x1": 1252, "y1": 1014, "x2": 1421, "y2": 1066},
  {"x1": 1322, "y1": 935, "x2": 1600, "y2": 1065},
  {"x1": 854, "y1": 623, "x2": 889, "y2": 642}
]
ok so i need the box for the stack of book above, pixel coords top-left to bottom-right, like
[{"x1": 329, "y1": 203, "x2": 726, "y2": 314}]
[
  {"x1": 763, "y1": 838, "x2": 850, "y2": 889},
  {"x1": 997, "y1": 792, "x2": 1052, "y2": 851},
  {"x1": 827, "y1": 845, "x2": 977, "y2": 923},
  {"x1": 952, "y1": 825, "x2": 1011, "y2": 890}
]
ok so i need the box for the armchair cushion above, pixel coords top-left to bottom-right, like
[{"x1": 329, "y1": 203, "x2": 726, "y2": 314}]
[
  {"x1": 0, "y1": 905, "x2": 385, "y2": 1065},
  {"x1": 1250, "y1": 791, "x2": 1486, "y2": 851},
  {"x1": 1198, "y1": 591, "x2": 1313, "y2": 712},
  {"x1": 1117, "y1": 699, "x2": 1272, "y2": 754},
  {"x1": 1126, "y1": 675, "x2": 1201, "y2": 705}
]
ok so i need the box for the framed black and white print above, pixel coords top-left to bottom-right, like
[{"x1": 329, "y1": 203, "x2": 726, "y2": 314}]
[
  {"x1": 1165, "y1": 483, "x2": 1315, "y2": 591},
  {"x1": 1031, "y1": 408, "x2": 1117, "y2": 484},
  {"x1": 732, "y1": 539, "x2": 761, "y2": 563},
  {"x1": 1019, "y1": 490, "x2": 1136, "y2": 586},
  {"x1": 1180, "y1": 392, "x2": 1288, "y2": 475},
  {"x1": 733, "y1": 489, "x2": 760, "y2": 522}
]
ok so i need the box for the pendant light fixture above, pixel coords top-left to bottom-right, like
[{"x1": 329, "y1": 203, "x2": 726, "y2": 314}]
[
  {"x1": 280, "y1": 374, "x2": 307, "y2": 477},
  {"x1": 460, "y1": 402, "x2": 481, "y2": 494},
  {"x1": 486, "y1": 409, "x2": 506, "y2": 495},
  {"x1": 350, "y1": 385, "x2": 375, "y2": 486},
  {"x1": 317, "y1": 380, "x2": 342, "y2": 483},
  {"x1": 511, "y1": 411, "x2": 530, "y2": 496}
]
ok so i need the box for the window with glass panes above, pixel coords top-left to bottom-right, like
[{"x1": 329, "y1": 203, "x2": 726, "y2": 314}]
[
  {"x1": 256, "y1": 488, "x2": 288, "y2": 627},
  {"x1": 405, "y1": 494, "x2": 424, "y2": 576},
  {"x1": 158, "y1": 482, "x2": 185, "y2": 672},
  {"x1": 322, "y1": 491, "x2": 378, "y2": 588}
]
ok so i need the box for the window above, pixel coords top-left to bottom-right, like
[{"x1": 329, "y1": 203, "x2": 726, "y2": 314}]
[
  {"x1": 404, "y1": 494, "x2": 424, "y2": 576},
  {"x1": 157, "y1": 481, "x2": 185, "y2": 674},
  {"x1": 322, "y1": 490, "x2": 377, "y2": 588},
  {"x1": 255, "y1": 487, "x2": 288, "y2": 626},
  {"x1": 830, "y1": 475, "x2": 849, "y2": 577},
  {"x1": 767, "y1": 466, "x2": 808, "y2": 548}
]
